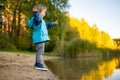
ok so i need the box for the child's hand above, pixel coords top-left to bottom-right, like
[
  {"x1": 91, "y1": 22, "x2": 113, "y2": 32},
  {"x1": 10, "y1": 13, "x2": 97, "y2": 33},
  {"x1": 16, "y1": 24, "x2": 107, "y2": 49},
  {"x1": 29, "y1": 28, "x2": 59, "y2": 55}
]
[
  {"x1": 55, "y1": 20, "x2": 58, "y2": 25},
  {"x1": 33, "y1": 6, "x2": 38, "y2": 12}
]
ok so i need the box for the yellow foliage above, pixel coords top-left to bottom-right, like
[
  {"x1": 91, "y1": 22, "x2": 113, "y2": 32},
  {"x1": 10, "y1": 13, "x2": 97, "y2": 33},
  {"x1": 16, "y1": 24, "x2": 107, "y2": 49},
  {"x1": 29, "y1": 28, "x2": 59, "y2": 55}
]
[{"x1": 69, "y1": 17, "x2": 116, "y2": 49}]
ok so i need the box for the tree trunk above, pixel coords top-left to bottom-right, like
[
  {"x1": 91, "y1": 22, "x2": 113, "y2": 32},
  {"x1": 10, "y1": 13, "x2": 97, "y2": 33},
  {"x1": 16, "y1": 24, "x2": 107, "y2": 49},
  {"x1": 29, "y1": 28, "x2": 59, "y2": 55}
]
[
  {"x1": 17, "y1": 4, "x2": 21, "y2": 37},
  {"x1": 12, "y1": 0, "x2": 18, "y2": 37}
]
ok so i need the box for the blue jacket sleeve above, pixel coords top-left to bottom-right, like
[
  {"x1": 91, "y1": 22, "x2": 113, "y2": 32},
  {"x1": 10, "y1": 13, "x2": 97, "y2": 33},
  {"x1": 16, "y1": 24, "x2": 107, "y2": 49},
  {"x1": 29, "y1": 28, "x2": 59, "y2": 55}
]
[
  {"x1": 28, "y1": 17, "x2": 34, "y2": 29},
  {"x1": 33, "y1": 11, "x2": 42, "y2": 25},
  {"x1": 46, "y1": 22, "x2": 55, "y2": 29}
]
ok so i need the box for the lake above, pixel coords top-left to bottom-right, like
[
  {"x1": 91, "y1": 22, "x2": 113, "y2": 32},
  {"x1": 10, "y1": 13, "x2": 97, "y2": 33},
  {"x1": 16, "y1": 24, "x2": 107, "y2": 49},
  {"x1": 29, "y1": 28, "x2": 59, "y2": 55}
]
[{"x1": 45, "y1": 56, "x2": 120, "y2": 80}]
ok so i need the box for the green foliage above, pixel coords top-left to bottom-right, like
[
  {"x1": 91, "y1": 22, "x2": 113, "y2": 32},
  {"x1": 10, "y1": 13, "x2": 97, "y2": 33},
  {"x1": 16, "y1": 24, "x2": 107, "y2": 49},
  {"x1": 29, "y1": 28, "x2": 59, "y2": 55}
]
[
  {"x1": 0, "y1": 0, "x2": 70, "y2": 53},
  {"x1": 0, "y1": 33, "x2": 16, "y2": 51},
  {"x1": 15, "y1": 37, "x2": 30, "y2": 51},
  {"x1": 45, "y1": 40, "x2": 55, "y2": 52},
  {"x1": 64, "y1": 39, "x2": 97, "y2": 58}
]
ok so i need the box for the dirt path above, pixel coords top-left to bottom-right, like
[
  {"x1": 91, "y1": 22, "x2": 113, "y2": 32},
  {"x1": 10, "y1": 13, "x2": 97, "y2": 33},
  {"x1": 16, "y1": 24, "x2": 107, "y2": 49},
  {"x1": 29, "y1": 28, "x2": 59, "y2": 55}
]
[{"x1": 0, "y1": 52, "x2": 60, "y2": 80}]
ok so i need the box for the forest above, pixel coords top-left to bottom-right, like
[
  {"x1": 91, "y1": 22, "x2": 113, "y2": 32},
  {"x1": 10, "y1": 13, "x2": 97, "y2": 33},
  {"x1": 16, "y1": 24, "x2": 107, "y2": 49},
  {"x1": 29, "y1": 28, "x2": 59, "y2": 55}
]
[{"x1": 0, "y1": 0, "x2": 120, "y2": 58}]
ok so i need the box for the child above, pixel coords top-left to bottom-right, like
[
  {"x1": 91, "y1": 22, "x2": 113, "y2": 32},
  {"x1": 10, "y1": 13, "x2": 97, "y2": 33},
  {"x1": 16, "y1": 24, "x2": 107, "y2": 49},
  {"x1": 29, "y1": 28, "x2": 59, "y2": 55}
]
[{"x1": 28, "y1": 4, "x2": 58, "y2": 71}]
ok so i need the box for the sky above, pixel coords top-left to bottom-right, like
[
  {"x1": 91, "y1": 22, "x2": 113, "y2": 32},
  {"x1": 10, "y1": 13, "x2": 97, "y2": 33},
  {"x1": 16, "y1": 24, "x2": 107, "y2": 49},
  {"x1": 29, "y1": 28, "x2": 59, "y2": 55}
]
[{"x1": 68, "y1": 0, "x2": 120, "y2": 38}]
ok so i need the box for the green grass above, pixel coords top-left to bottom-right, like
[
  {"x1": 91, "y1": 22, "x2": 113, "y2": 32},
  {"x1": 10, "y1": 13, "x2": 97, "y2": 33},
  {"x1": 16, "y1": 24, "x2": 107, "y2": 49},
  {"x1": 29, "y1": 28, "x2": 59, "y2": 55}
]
[
  {"x1": 0, "y1": 50, "x2": 35, "y2": 55},
  {"x1": 0, "y1": 50, "x2": 55, "y2": 56}
]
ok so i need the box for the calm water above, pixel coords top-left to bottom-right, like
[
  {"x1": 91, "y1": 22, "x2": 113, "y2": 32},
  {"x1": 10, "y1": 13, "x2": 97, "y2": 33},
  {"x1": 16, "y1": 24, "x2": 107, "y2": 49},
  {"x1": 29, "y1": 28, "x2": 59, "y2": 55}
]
[{"x1": 45, "y1": 56, "x2": 120, "y2": 80}]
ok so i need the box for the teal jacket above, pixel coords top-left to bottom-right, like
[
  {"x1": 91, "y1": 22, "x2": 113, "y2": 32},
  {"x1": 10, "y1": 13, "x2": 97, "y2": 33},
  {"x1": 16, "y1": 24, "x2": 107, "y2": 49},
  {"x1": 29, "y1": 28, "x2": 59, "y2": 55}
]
[{"x1": 28, "y1": 11, "x2": 55, "y2": 44}]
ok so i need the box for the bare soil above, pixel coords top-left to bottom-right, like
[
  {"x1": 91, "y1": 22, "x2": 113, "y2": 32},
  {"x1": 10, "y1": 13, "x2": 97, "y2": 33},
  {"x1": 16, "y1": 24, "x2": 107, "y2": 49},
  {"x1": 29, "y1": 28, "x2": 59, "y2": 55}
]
[{"x1": 0, "y1": 51, "x2": 60, "y2": 80}]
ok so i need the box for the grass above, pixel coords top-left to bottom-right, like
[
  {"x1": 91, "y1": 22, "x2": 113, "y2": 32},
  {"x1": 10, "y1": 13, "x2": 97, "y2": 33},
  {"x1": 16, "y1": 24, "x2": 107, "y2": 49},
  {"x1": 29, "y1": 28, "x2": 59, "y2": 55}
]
[
  {"x1": 0, "y1": 50, "x2": 55, "y2": 56},
  {"x1": 0, "y1": 50, "x2": 35, "y2": 55}
]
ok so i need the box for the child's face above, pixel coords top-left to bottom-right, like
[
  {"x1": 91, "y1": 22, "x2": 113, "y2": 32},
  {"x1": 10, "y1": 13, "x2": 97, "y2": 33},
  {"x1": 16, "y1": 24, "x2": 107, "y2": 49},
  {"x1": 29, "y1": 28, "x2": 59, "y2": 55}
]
[{"x1": 40, "y1": 9, "x2": 46, "y2": 18}]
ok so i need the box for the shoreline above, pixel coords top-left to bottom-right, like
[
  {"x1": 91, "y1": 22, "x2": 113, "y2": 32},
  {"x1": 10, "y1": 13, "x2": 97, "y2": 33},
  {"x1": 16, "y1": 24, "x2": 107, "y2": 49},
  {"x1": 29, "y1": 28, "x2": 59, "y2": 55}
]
[{"x1": 0, "y1": 51, "x2": 60, "y2": 80}]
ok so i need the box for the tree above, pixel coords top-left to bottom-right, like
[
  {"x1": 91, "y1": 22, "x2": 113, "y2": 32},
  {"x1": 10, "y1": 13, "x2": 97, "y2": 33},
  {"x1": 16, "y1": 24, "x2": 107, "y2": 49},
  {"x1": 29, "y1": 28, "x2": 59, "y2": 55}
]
[
  {"x1": 69, "y1": 17, "x2": 115, "y2": 50},
  {"x1": 0, "y1": 0, "x2": 70, "y2": 51}
]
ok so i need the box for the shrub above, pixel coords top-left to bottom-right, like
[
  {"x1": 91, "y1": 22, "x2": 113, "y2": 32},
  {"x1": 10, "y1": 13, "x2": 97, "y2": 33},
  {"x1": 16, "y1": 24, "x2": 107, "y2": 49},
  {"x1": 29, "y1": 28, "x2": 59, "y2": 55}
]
[{"x1": 64, "y1": 39, "x2": 97, "y2": 58}]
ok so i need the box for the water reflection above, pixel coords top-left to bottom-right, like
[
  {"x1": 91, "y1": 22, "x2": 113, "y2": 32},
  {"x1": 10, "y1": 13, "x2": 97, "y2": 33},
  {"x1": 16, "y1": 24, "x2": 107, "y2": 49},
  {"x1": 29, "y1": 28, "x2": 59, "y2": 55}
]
[
  {"x1": 45, "y1": 57, "x2": 120, "y2": 80},
  {"x1": 81, "y1": 59, "x2": 120, "y2": 80}
]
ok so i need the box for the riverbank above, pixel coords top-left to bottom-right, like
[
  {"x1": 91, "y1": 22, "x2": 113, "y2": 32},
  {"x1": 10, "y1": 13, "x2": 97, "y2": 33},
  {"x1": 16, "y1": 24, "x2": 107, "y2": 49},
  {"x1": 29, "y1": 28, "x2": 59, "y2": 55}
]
[{"x1": 0, "y1": 51, "x2": 60, "y2": 80}]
